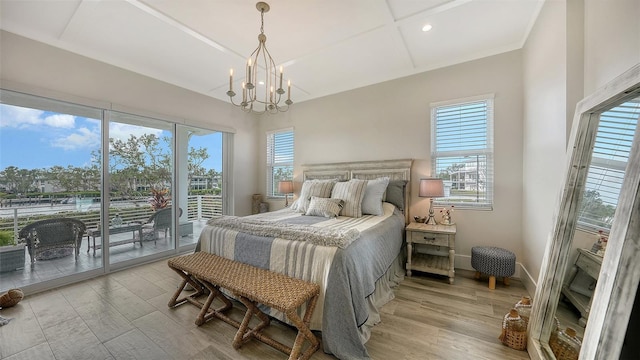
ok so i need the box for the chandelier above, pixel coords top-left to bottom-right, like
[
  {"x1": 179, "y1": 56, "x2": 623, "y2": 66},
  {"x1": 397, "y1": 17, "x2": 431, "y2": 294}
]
[{"x1": 227, "y1": 2, "x2": 292, "y2": 114}]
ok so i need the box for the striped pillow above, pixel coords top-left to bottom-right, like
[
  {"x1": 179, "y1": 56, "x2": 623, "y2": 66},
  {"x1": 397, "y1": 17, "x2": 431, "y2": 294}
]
[
  {"x1": 331, "y1": 179, "x2": 368, "y2": 218},
  {"x1": 305, "y1": 196, "x2": 344, "y2": 218},
  {"x1": 295, "y1": 179, "x2": 337, "y2": 213}
]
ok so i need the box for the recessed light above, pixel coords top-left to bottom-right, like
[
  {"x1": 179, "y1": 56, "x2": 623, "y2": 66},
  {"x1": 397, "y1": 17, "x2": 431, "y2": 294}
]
[{"x1": 422, "y1": 24, "x2": 433, "y2": 32}]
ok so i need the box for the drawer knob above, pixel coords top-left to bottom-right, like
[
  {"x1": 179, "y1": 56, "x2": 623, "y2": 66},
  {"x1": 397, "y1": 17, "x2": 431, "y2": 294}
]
[{"x1": 424, "y1": 237, "x2": 436, "y2": 241}]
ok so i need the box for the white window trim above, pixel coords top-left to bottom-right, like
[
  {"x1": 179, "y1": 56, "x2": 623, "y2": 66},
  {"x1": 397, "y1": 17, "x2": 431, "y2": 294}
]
[
  {"x1": 430, "y1": 94, "x2": 495, "y2": 210},
  {"x1": 266, "y1": 127, "x2": 294, "y2": 198}
]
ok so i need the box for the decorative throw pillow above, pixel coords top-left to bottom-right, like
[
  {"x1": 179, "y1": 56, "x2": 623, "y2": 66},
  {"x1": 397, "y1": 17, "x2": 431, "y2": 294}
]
[
  {"x1": 331, "y1": 179, "x2": 368, "y2": 218},
  {"x1": 305, "y1": 196, "x2": 344, "y2": 218},
  {"x1": 384, "y1": 179, "x2": 408, "y2": 211},
  {"x1": 361, "y1": 177, "x2": 390, "y2": 216},
  {"x1": 296, "y1": 179, "x2": 337, "y2": 213}
]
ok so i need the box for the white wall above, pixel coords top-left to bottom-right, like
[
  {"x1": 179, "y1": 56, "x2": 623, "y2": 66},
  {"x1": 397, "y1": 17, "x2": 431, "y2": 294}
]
[
  {"x1": 521, "y1": 0, "x2": 640, "y2": 294},
  {"x1": 522, "y1": 0, "x2": 570, "y2": 292},
  {"x1": 260, "y1": 51, "x2": 525, "y2": 272},
  {"x1": 584, "y1": 0, "x2": 640, "y2": 94},
  {"x1": 0, "y1": 31, "x2": 260, "y2": 216}
]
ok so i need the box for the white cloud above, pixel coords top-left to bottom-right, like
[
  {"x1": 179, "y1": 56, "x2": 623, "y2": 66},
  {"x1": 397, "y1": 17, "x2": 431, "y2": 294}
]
[
  {"x1": 51, "y1": 127, "x2": 100, "y2": 150},
  {"x1": 44, "y1": 114, "x2": 75, "y2": 128},
  {"x1": 0, "y1": 104, "x2": 75, "y2": 129}
]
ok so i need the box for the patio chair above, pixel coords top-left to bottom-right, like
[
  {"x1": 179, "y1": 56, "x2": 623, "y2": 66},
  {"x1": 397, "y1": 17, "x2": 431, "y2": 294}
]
[
  {"x1": 137, "y1": 207, "x2": 183, "y2": 244},
  {"x1": 18, "y1": 218, "x2": 86, "y2": 265}
]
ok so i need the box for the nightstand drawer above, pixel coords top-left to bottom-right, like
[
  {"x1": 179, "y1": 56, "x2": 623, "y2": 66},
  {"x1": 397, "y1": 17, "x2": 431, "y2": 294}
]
[{"x1": 409, "y1": 231, "x2": 449, "y2": 246}]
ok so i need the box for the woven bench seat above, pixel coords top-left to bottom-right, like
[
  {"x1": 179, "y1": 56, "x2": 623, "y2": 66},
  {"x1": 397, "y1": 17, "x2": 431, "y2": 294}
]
[{"x1": 167, "y1": 252, "x2": 320, "y2": 360}]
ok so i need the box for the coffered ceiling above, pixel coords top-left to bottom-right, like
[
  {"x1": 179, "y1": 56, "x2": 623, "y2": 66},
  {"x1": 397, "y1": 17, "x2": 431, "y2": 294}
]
[{"x1": 1, "y1": 0, "x2": 543, "y2": 104}]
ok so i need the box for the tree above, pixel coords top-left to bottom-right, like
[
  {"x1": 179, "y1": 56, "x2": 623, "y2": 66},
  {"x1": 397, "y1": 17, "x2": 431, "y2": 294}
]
[
  {"x1": 580, "y1": 190, "x2": 616, "y2": 227},
  {"x1": 188, "y1": 146, "x2": 209, "y2": 185},
  {"x1": 273, "y1": 167, "x2": 293, "y2": 182},
  {"x1": 109, "y1": 134, "x2": 172, "y2": 195},
  {"x1": 0, "y1": 166, "x2": 39, "y2": 194}
]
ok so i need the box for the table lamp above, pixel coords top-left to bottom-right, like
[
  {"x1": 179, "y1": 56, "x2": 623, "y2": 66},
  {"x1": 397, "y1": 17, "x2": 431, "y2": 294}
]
[
  {"x1": 278, "y1": 180, "x2": 294, "y2": 207},
  {"x1": 419, "y1": 178, "x2": 444, "y2": 225}
]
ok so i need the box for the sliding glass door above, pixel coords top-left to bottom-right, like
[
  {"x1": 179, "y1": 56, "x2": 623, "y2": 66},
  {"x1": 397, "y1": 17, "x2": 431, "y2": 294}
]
[
  {"x1": 0, "y1": 90, "x2": 103, "y2": 292},
  {"x1": 107, "y1": 112, "x2": 175, "y2": 266},
  {"x1": 0, "y1": 89, "x2": 229, "y2": 293},
  {"x1": 176, "y1": 125, "x2": 223, "y2": 248}
]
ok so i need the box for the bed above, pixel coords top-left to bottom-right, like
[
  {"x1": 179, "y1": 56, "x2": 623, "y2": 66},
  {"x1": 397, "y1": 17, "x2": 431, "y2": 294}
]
[{"x1": 195, "y1": 159, "x2": 412, "y2": 359}]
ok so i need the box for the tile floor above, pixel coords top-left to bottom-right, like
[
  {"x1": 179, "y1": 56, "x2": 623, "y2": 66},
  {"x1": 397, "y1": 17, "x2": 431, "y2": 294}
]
[
  {"x1": 0, "y1": 221, "x2": 206, "y2": 293},
  {"x1": 0, "y1": 262, "x2": 549, "y2": 360}
]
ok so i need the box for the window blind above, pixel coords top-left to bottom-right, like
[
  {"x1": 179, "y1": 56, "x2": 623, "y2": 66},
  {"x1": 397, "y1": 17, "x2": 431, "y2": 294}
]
[
  {"x1": 431, "y1": 96, "x2": 494, "y2": 209},
  {"x1": 266, "y1": 128, "x2": 294, "y2": 197},
  {"x1": 577, "y1": 99, "x2": 640, "y2": 231}
]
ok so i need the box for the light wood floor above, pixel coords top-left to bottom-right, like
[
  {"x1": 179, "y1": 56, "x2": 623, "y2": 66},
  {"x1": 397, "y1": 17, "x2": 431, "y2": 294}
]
[{"x1": 0, "y1": 261, "x2": 533, "y2": 360}]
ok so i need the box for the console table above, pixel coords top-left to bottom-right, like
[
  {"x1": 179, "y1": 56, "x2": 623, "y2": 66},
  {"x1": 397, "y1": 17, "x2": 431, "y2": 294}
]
[{"x1": 86, "y1": 224, "x2": 143, "y2": 256}]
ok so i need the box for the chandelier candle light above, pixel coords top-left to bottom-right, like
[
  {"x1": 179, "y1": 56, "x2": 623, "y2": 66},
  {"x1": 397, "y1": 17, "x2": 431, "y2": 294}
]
[
  {"x1": 419, "y1": 178, "x2": 444, "y2": 225},
  {"x1": 227, "y1": 2, "x2": 292, "y2": 114}
]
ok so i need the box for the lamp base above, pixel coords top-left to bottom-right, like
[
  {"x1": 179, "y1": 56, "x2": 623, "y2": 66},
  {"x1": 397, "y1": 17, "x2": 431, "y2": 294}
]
[{"x1": 425, "y1": 198, "x2": 438, "y2": 225}]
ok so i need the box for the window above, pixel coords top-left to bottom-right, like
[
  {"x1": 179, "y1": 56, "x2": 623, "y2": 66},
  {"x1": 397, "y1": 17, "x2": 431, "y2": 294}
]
[
  {"x1": 0, "y1": 88, "x2": 229, "y2": 293},
  {"x1": 431, "y1": 94, "x2": 494, "y2": 209},
  {"x1": 577, "y1": 98, "x2": 640, "y2": 232},
  {"x1": 266, "y1": 128, "x2": 294, "y2": 197}
]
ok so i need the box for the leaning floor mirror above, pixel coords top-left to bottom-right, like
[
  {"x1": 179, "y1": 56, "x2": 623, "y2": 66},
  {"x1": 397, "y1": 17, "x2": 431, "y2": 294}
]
[{"x1": 528, "y1": 63, "x2": 640, "y2": 360}]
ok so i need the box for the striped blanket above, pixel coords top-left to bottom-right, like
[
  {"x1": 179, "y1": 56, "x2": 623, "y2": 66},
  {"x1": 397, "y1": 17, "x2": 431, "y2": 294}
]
[{"x1": 197, "y1": 202, "x2": 405, "y2": 360}]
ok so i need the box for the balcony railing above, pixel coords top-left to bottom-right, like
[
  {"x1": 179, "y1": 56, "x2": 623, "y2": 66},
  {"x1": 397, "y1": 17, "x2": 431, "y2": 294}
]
[{"x1": 0, "y1": 195, "x2": 222, "y2": 239}]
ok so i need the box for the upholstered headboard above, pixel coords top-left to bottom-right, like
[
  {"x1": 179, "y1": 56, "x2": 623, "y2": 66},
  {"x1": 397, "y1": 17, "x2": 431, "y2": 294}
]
[{"x1": 301, "y1": 159, "x2": 413, "y2": 223}]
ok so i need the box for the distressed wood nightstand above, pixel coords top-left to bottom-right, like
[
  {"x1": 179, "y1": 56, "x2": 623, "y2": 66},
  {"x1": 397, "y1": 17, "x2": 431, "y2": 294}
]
[{"x1": 405, "y1": 222, "x2": 456, "y2": 284}]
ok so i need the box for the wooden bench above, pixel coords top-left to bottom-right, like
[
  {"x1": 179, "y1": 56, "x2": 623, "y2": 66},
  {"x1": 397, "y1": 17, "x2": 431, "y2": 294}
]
[{"x1": 167, "y1": 252, "x2": 320, "y2": 360}]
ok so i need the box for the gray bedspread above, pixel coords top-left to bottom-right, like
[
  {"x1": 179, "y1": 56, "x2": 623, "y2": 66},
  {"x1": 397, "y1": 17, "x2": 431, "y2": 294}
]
[{"x1": 196, "y1": 205, "x2": 405, "y2": 359}]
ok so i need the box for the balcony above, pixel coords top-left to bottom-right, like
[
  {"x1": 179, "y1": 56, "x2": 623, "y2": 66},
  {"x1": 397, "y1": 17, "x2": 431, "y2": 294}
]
[{"x1": 0, "y1": 195, "x2": 221, "y2": 293}]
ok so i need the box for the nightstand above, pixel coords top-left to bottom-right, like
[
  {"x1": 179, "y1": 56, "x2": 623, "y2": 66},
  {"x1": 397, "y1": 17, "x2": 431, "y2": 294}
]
[{"x1": 405, "y1": 222, "x2": 456, "y2": 284}]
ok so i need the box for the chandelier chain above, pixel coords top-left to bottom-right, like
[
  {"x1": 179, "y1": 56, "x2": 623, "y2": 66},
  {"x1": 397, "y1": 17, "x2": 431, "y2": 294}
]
[{"x1": 260, "y1": 9, "x2": 265, "y2": 35}]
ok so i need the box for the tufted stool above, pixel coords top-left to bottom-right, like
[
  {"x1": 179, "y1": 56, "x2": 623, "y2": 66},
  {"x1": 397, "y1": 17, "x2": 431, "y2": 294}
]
[{"x1": 471, "y1": 246, "x2": 516, "y2": 289}]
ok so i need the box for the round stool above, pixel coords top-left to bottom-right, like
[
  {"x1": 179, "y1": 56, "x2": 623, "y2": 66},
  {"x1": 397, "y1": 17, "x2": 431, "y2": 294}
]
[{"x1": 471, "y1": 246, "x2": 516, "y2": 289}]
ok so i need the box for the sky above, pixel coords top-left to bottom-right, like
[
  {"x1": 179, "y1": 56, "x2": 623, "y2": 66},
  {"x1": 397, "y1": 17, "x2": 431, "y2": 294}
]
[{"x1": 0, "y1": 104, "x2": 223, "y2": 171}]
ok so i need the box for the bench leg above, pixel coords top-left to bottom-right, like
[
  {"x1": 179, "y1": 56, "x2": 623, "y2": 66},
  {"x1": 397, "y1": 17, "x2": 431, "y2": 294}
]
[
  {"x1": 167, "y1": 267, "x2": 206, "y2": 308},
  {"x1": 286, "y1": 295, "x2": 320, "y2": 360},
  {"x1": 167, "y1": 266, "x2": 235, "y2": 326},
  {"x1": 233, "y1": 295, "x2": 271, "y2": 350},
  {"x1": 196, "y1": 280, "x2": 234, "y2": 326},
  {"x1": 503, "y1": 277, "x2": 510, "y2": 286}
]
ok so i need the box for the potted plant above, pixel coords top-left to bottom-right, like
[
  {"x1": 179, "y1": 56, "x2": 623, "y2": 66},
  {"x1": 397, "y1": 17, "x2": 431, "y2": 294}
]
[{"x1": 0, "y1": 230, "x2": 26, "y2": 272}]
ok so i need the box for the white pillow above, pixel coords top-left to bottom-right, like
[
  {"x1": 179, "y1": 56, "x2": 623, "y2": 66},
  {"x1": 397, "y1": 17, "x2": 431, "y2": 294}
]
[
  {"x1": 289, "y1": 198, "x2": 301, "y2": 211},
  {"x1": 296, "y1": 179, "x2": 337, "y2": 213},
  {"x1": 361, "y1": 177, "x2": 390, "y2": 216},
  {"x1": 331, "y1": 179, "x2": 368, "y2": 218},
  {"x1": 305, "y1": 196, "x2": 344, "y2": 218}
]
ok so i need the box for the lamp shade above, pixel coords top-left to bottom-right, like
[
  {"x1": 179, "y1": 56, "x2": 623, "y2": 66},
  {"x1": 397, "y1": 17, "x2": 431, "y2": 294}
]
[
  {"x1": 419, "y1": 178, "x2": 444, "y2": 198},
  {"x1": 278, "y1": 180, "x2": 294, "y2": 194}
]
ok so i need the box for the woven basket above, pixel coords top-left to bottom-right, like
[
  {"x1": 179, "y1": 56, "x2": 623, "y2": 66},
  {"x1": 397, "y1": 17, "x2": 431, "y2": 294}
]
[
  {"x1": 550, "y1": 327, "x2": 581, "y2": 360},
  {"x1": 499, "y1": 309, "x2": 527, "y2": 351}
]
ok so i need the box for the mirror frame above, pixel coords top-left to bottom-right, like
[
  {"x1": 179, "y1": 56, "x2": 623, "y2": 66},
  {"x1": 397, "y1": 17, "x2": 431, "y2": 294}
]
[{"x1": 527, "y1": 63, "x2": 640, "y2": 360}]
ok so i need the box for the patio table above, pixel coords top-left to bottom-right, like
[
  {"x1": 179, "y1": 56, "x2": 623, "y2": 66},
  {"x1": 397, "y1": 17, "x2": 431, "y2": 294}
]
[{"x1": 86, "y1": 223, "x2": 143, "y2": 256}]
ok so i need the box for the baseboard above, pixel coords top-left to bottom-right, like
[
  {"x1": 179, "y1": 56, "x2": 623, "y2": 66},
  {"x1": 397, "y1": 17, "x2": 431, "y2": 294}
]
[{"x1": 455, "y1": 254, "x2": 538, "y2": 296}]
